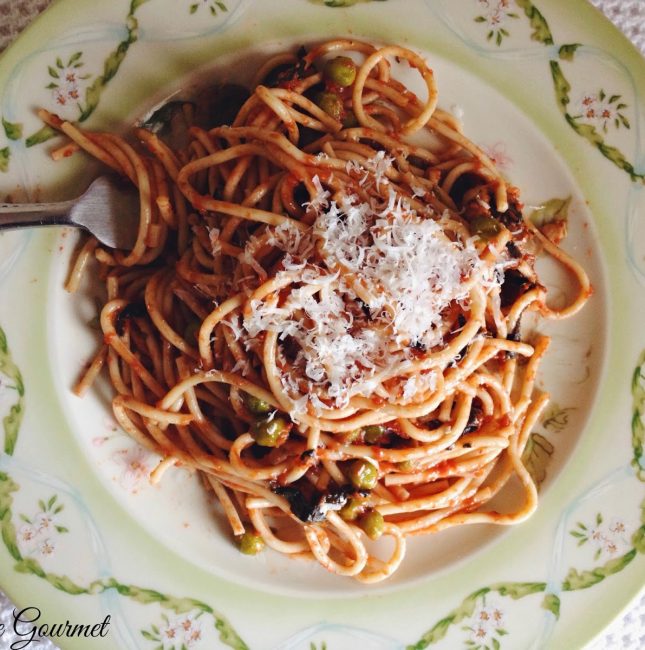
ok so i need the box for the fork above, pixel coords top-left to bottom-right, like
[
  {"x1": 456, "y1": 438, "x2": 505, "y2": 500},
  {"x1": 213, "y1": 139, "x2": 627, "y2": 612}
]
[{"x1": 0, "y1": 175, "x2": 140, "y2": 249}]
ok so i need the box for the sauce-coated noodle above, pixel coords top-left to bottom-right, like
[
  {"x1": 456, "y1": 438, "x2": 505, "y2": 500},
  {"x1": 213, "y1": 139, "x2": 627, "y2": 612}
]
[{"x1": 49, "y1": 41, "x2": 590, "y2": 582}]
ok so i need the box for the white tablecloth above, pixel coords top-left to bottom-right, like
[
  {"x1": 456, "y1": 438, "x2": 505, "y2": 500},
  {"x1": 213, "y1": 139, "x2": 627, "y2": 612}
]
[{"x1": 0, "y1": 1, "x2": 643, "y2": 648}]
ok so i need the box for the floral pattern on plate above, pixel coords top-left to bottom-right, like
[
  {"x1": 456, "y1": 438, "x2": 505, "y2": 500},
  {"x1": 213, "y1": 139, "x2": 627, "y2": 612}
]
[
  {"x1": 0, "y1": 1, "x2": 643, "y2": 648},
  {"x1": 473, "y1": 0, "x2": 521, "y2": 47},
  {"x1": 16, "y1": 494, "x2": 69, "y2": 561},
  {"x1": 425, "y1": 0, "x2": 547, "y2": 53},
  {"x1": 0, "y1": 468, "x2": 249, "y2": 649},
  {"x1": 0, "y1": 332, "x2": 642, "y2": 649},
  {"x1": 426, "y1": 0, "x2": 645, "y2": 186}
]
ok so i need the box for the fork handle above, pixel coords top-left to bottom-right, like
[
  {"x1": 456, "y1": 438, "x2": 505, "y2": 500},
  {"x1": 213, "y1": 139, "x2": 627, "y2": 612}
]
[{"x1": 0, "y1": 200, "x2": 77, "y2": 231}]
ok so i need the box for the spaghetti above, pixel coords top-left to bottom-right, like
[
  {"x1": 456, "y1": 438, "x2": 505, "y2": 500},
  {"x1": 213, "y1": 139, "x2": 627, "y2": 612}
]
[{"x1": 49, "y1": 40, "x2": 590, "y2": 583}]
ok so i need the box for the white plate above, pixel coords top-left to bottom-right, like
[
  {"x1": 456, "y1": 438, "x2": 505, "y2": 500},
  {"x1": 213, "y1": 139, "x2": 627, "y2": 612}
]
[{"x1": 0, "y1": 1, "x2": 643, "y2": 648}]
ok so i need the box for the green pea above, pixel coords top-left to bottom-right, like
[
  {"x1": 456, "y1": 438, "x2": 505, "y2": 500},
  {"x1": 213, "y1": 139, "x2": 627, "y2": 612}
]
[
  {"x1": 347, "y1": 459, "x2": 378, "y2": 490},
  {"x1": 363, "y1": 424, "x2": 386, "y2": 444},
  {"x1": 339, "y1": 497, "x2": 365, "y2": 521},
  {"x1": 324, "y1": 56, "x2": 357, "y2": 87},
  {"x1": 316, "y1": 91, "x2": 344, "y2": 122},
  {"x1": 469, "y1": 215, "x2": 502, "y2": 240},
  {"x1": 238, "y1": 532, "x2": 265, "y2": 555},
  {"x1": 359, "y1": 509, "x2": 385, "y2": 540},
  {"x1": 251, "y1": 416, "x2": 289, "y2": 447},
  {"x1": 243, "y1": 392, "x2": 272, "y2": 415}
]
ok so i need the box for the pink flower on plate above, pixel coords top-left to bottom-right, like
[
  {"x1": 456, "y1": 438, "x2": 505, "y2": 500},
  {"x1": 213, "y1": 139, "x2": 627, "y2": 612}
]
[
  {"x1": 157, "y1": 614, "x2": 202, "y2": 649},
  {"x1": 477, "y1": 0, "x2": 516, "y2": 23},
  {"x1": 37, "y1": 538, "x2": 56, "y2": 557},
  {"x1": 574, "y1": 514, "x2": 633, "y2": 561},
  {"x1": 45, "y1": 52, "x2": 92, "y2": 119},
  {"x1": 474, "y1": 0, "x2": 520, "y2": 45},
  {"x1": 610, "y1": 520, "x2": 626, "y2": 534},
  {"x1": 112, "y1": 445, "x2": 157, "y2": 494},
  {"x1": 161, "y1": 624, "x2": 178, "y2": 641},
  {"x1": 179, "y1": 615, "x2": 202, "y2": 647},
  {"x1": 187, "y1": 627, "x2": 203, "y2": 645},
  {"x1": 53, "y1": 80, "x2": 78, "y2": 105},
  {"x1": 482, "y1": 141, "x2": 513, "y2": 172},
  {"x1": 50, "y1": 68, "x2": 81, "y2": 107},
  {"x1": 93, "y1": 419, "x2": 121, "y2": 447},
  {"x1": 33, "y1": 512, "x2": 54, "y2": 534},
  {"x1": 574, "y1": 90, "x2": 630, "y2": 133},
  {"x1": 18, "y1": 524, "x2": 37, "y2": 545},
  {"x1": 467, "y1": 603, "x2": 507, "y2": 646},
  {"x1": 14, "y1": 494, "x2": 68, "y2": 560}
]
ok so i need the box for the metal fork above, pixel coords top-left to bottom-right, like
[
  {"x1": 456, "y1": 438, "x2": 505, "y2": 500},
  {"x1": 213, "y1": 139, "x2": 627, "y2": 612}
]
[{"x1": 0, "y1": 175, "x2": 140, "y2": 249}]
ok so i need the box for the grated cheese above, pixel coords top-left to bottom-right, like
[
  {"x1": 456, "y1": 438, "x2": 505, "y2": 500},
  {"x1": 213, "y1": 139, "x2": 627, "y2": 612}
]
[
  {"x1": 207, "y1": 226, "x2": 221, "y2": 257},
  {"x1": 238, "y1": 153, "x2": 496, "y2": 418},
  {"x1": 346, "y1": 150, "x2": 394, "y2": 189},
  {"x1": 303, "y1": 175, "x2": 330, "y2": 213},
  {"x1": 221, "y1": 314, "x2": 243, "y2": 341}
]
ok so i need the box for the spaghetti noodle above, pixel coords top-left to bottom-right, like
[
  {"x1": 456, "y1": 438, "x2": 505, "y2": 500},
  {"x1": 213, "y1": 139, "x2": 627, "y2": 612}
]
[{"x1": 49, "y1": 40, "x2": 590, "y2": 582}]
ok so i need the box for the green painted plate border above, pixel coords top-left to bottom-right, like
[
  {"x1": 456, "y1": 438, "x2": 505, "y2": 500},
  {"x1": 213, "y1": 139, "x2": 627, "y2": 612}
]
[{"x1": 0, "y1": 1, "x2": 644, "y2": 648}]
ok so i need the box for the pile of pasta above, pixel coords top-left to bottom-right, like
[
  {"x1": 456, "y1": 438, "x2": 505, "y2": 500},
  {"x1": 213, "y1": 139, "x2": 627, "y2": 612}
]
[{"x1": 47, "y1": 40, "x2": 590, "y2": 582}]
